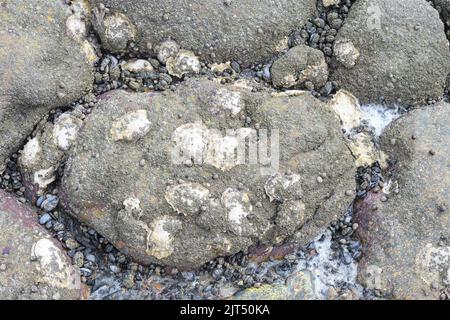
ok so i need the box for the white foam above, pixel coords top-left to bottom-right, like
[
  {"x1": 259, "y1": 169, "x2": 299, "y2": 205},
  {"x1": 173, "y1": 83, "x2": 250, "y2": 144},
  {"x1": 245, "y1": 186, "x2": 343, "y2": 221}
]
[
  {"x1": 294, "y1": 230, "x2": 360, "y2": 299},
  {"x1": 360, "y1": 104, "x2": 404, "y2": 137}
]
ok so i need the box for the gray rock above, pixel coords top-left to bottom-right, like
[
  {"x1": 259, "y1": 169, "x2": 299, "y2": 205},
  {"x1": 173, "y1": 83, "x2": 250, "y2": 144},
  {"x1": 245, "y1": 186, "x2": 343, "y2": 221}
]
[
  {"x1": 354, "y1": 102, "x2": 450, "y2": 299},
  {"x1": 0, "y1": 190, "x2": 86, "y2": 300},
  {"x1": 271, "y1": 45, "x2": 328, "y2": 89},
  {"x1": 0, "y1": 0, "x2": 94, "y2": 171},
  {"x1": 59, "y1": 79, "x2": 355, "y2": 269},
  {"x1": 90, "y1": 0, "x2": 317, "y2": 63},
  {"x1": 331, "y1": 0, "x2": 450, "y2": 106}
]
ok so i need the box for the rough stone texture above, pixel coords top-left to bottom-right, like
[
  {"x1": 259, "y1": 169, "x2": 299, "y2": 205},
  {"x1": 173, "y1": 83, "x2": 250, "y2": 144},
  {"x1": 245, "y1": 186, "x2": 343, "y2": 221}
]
[
  {"x1": 0, "y1": 0, "x2": 94, "y2": 171},
  {"x1": 233, "y1": 270, "x2": 316, "y2": 300},
  {"x1": 0, "y1": 190, "x2": 86, "y2": 300},
  {"x1": 331, "y1": 0, "x2": 450, "y2": 106},
  {"x1": 90, "y1": 0, "x2": 317, "y2": 63},
  {"x1": 271, "y1": 45, "x2": 329, "y2": 89},
  {"x1": 60, "y1": 79, "x2": 355, "y2": 269},
  {"x1": 354, "y1": 102, "x2": 450, "y2": 299}
]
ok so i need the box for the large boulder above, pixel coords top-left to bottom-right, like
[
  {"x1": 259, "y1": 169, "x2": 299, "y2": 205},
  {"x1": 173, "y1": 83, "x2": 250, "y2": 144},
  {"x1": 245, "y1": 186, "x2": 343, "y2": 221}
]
[
  {"x1": 90, "y1": 0, "x2": 317, "y2": 63},
  {"x1": 331, "y1": 0, "x2": 450, "y2": 106},
  {"x1": 354, "y1": 102, "x2": 450, "y2": 299},
  {"x1": 0, "y1": 0, "x2": 94, "y2": 171},
  {"x1": 0, "y1": 190, "x2": 86, "y2": 299},
  {"x1": 59, "y1": 79, "x2": 355, "y2": 269}
]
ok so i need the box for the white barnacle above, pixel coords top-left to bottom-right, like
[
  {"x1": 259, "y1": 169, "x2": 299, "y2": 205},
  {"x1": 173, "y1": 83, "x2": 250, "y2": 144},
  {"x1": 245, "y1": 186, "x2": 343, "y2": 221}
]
[{"x1": 111, "y1": 110, "x2": 151, "y2": 142}]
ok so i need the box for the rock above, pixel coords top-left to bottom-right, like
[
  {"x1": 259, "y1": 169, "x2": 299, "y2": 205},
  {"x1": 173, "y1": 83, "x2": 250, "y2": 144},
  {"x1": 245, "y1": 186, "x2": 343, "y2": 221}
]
[
  {"x1": 92, "y1": 9, "x2": 138, "y2": 53},
  {"x1": 331, "y1": 0, "x2": 450, "y2": 106},
  {"x1": 0, "y1": 190, "x2": 86, "y2": 299},
  {"x1": 233, "y1": 270, "x2": 316, "y2": 300},
  {"x1": 59, "y1": 78, "x2": 355, "y2": 269},
  {"x1": 271, "y1": 45, "x2": 328, "y2": 89},
  {"x1": 0, "y1": 0, "x2": 94, "y2": 171},
  {"x1": 354, "y1": 102, "x2": 450, "y2": 299},
  {"x1": 18, "y1": 112, "x2": 83, "y2": 197},
  {"x1": 90, "y1": 0, "x2": 317, "y2": 63}
]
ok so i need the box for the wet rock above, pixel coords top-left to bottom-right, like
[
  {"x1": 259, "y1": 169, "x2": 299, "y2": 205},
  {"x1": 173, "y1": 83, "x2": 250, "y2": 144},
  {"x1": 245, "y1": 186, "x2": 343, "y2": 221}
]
[
  {"x1": 354, "y1": 102, "x2": 450, "y2": 299},
  {"x1": 271, "y1": 45, "x2": 328, "y2": 89},
  {"x1": 90, "y1": 0, "x2": 317, "y2": 63},
  {"x1": 0, "y1": 0, "x2": 93, "y2": 171},
  {"x1": 331, "y1": 0, "x2": 450, "y2": 106},
  {"x1": 59, "y1": 78, "x2": 355, "y2": 269},
  {"x1": 0, "y1": 190, "x2": 86, "y2": 299}
]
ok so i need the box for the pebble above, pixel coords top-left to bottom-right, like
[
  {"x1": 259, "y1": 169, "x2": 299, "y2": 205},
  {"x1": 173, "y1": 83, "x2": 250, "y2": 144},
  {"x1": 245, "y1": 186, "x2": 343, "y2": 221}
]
[
  {"x1": 40, "y1": 195, "x2": 59, "y2": 212},
  {"x1": 73, "y1": 251, "x2": 84, "y2": 267},
  {"x1": 110, "y1": 265, "x2": 121, "y2": 273},
  {"x1": 65, "y1": 238, "x2": 79, "y2": 250},
  {"x1": 85, "y1": 254, "x2": 96, "y2": 263},
  {"x1": 39, "y1": 213, "x2": 52, "y2": 225}
]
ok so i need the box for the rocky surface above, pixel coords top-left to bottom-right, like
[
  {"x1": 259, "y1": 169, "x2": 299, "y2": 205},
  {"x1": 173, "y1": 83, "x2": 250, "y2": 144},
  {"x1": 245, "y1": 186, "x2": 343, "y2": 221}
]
[
  {"x1": 59, "y1": 79, "x2": 355, "y2": 269},
  {"x1": 271, "y1": 45, "x2": 328, "y2": 90},
  {"x1": 0, "y1": 190, "x2": 86, "y2": 299},
  {"x1": 0, "y1": 0, "x2": 448, "y2": 301},
  {"x1": 90, "y1": 0, "x2": 317, "y2": 63},
  {"x1": 331, "y1": 0, "x2": 450, "y2": 106},
  {"x1": 0, "y1": 0, "x2": 94, "y2": 171},
  {"x1": 354, "y1": 102, "x2": 450, "y2": 299}
]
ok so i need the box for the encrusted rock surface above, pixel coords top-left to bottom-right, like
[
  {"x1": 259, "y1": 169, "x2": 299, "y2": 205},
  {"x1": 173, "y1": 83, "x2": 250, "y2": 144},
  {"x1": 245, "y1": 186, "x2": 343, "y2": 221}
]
[
  {"x1": 90, "y1": 0, "x2": 317, "y2": 63},
  {"x1": 354, "y1": 102, "x2": 450, "y2": 299},
  {"x1": 0, "y1": 0, "x2": 94, "y2": 171},
  {"x1": 59, "y1": 79, "x2": 355, "y2": 269},
  {"x1": 331, "y1": 0, "x2": 450, "y2": 106}
]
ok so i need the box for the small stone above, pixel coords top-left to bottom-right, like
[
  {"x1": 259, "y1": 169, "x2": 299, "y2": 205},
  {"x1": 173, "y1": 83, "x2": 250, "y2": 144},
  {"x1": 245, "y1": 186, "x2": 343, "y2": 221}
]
[
  {"x1": 40, "y1": 195, "x2": 59, "y2": 212},
  {"x1": 39, "y1": 213, "x2": 52, "y2": 225},
  {"x1": 65, "y1": 238, "x2": 79, "y2": 250},
  {"x1": 110, "y1": 265, "x2": 120, "y2": 273},
  {"x1": 73, "y1": 251, "x2": 84, "y2": 268}
]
